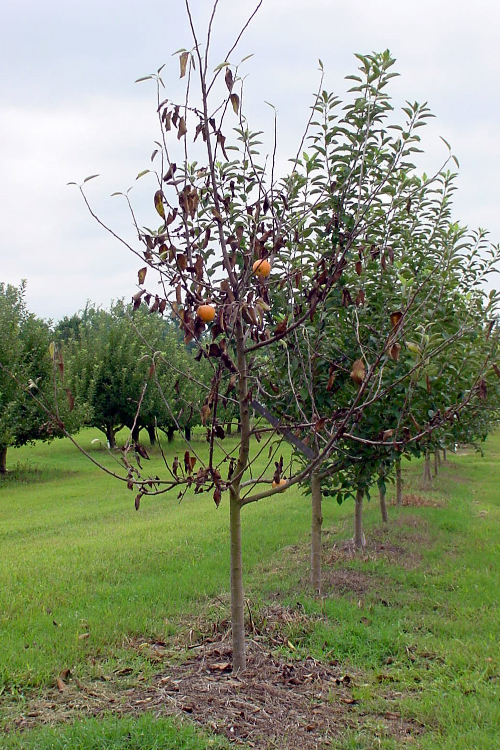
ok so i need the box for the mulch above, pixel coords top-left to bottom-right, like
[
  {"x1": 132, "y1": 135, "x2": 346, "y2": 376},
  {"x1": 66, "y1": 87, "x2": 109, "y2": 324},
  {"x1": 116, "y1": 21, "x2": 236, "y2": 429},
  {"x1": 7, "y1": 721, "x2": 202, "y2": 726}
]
[{"x1": 6, "y1": 635, "x2": 420, "y2": 749}]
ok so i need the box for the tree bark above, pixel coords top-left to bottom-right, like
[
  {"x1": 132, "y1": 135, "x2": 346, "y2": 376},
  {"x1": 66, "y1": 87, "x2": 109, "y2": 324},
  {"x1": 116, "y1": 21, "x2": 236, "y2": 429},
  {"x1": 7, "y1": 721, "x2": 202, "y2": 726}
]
[
  {"x1": 379, "y1": 483, "x2": 388, "y2": 524},
  {"x1": 433, "y1": 450, "x2": 439, "y2": 477},
  {"x1": 396, "y1": 459, "x2": 403, "y2": 507},
  {"x1": 354, "y1": 488, "x2": 364, "y2": 550},
  {"x1": 310, "y1": 471, "x2": 322, "y2": 594},
  {"x1": 184, "y1": 425, "x2": 191, "y2": 441},
  {"x1": 167, "y1": 425, "x2": 175, "y2": 443},
  {"x1": 230, "y1": 491, "x2": 245, "y2": 672},
  {"x1": 442, "y1": 448, "x2": 447, "y2": 463},
  {"x1": 132, "y1": 424, "x2": 140, "y2": 443},
  {"x1": 105, "y1": 424, "x2": 116, "y2": 449},
  {"x1": 0, "y1": 446, "x2": 7, "y2": 474},
  {"x1": 146, "y1": 424, "x2": 156, "y2": 446},
  {"x1": 226, "y1": 421, "x2": 232, "y2": 436}
]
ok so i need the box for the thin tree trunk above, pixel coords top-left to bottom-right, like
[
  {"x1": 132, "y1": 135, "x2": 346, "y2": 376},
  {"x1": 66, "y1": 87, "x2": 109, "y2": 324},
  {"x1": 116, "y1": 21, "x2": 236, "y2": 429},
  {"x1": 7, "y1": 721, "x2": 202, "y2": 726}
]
[
  {"x1": 442, "y1": 448, "x2": 447, "y2": 463},
  {"x1": 422, "y1": 450, "x2": 432, "y2": 488},
  {"x1": 0, "y1": 446, "x2": 7, "y2": 474},
  {"x1": 226, "y1": 421, "x2": 232, "y2": 436},
  {"x1": 167, "y1": 425, "x2": 175, "y2": 443},
  {"x1": 396, "y1": 459, "x2": 403, "y2": 507},
  {"x1": 229, "y1": 318, "x2": 251, "y2": 672},
  {"x1": 437, "y1": 449, "x2": 442, "y2": 466},
  {"x1": 230, "y1": 491, "x2": 245, "y2": 672},
  {"x1": 310, "y1": 471, "x2": 322, "y2": 594},
  {"x1": 184, "y1": 425, "x2": 191, "y2": 441},
  {"x1": 379, "y1": 483, "x2": 388, "y2": 524},
  {"x1": 132, "y1": 424, "x2": 140, "y2": 443},
  {"x1": 433, "y1": 450, "x2": 439, "y2": 477},
  {"x1": 354, "y1": 488, "x2": 364, "y2": 550}
]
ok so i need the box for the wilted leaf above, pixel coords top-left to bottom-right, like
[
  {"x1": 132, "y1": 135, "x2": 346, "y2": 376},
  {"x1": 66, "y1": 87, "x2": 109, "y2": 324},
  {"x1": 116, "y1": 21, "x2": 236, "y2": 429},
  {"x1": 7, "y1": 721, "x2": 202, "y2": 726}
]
[
  {"x1": 134, "y1": 493, "x2": 143, "y2": 511},
  {"x1": 83, "y1": 174, "x2": 99, "y2": 184},
  {"x1": 225, "y1": 67, "x2": 234, "y2": 91},
  {"x1": 163, "y1": 163, "x2": 177, "y2": 182},
  {"x1": 56, "y1": 677, "x2": 67, "y2": 693},
  {"x1": 230, "y1": 93, "x2": 240, "y2": 115},
  {"x1": 138, "y1": 267, "x2": 147, "y2": 285},
  {"x1": 350, "y1": 359, "x2": 366, "y2": 385},
  {"x1": 179, "y1": 51, "x2": 189, "y2": 78},
  {"x1": 386, "y1": 342, "x2": 401, "y2": 362},
  {"x1": 177, "y1": 117, "x2": 187, "y2": 139},
  {"x1": 355, "y1": 260, "x2": 362, "y2": 276},
  {"x1": 154, "y1": 190, "x2": 165, "y2": 220},
  {"x1": 390, "y1": 311, "x2": 403, "y2": 330},
  {"x1": 492, "y1": 364, "x2": 500, "y2": 379},
  {"x1": 201, "y1": 404, "x2": 211, "y2": 425},
  {"x1": 274, "y1": 317, "x2": 288, "y2": 336},
  {"x1": 49, "y1": 341, "x2": 55, "y2": 360},
  {"x1": 213, "y1": 488, "x2": 222, "y2": 508}
]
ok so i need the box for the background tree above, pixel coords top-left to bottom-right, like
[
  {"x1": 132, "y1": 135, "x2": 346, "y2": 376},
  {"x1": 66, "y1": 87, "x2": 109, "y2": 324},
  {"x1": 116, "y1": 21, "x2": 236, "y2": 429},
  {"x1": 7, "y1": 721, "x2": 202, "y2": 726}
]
[{"x1": 0, "y1": 282, "x2": 81, "y2": 473}]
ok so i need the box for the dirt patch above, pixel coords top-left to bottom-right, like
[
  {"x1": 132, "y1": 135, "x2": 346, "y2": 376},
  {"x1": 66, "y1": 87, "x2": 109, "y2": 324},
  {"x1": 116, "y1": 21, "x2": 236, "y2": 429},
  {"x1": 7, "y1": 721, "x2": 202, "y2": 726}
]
[
  {"x1": 326, "y1": 522, "x2": 424, "y2": 570},
  {"x1": 5, "y1": 640, "x2": 420, "y2": 749},
  {"x1": 321, "y1": 568, "x2": 385, "y2": 599},
  {"x1": 396, "y1": 493, "x2": 445, "y2": 508}
]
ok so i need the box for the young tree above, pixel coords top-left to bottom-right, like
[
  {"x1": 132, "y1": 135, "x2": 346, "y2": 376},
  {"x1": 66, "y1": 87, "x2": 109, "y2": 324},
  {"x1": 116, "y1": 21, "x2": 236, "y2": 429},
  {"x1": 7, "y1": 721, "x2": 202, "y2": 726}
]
[{"x1": 66, "y1": 5, "x2": 499, "y2": 670}]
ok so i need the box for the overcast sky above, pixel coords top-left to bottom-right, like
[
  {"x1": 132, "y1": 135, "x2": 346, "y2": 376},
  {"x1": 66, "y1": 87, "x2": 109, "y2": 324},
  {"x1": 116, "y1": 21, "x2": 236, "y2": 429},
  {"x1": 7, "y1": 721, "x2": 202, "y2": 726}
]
[{"x1": 1, "y1": 0, "x2": 499, "y2": 322}]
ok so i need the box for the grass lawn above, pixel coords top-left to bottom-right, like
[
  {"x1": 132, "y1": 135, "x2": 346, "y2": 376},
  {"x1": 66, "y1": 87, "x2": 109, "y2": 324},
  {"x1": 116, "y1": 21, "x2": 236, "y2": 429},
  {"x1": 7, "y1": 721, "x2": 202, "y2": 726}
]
[{"x1": 1, "y1": 428, "x2": 499, "y2": 748}]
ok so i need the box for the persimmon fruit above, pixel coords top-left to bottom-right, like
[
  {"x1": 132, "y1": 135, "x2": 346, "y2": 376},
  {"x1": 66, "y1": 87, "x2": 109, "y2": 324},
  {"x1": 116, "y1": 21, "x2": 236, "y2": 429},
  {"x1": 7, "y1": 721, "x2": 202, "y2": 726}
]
[
  {"x1": 197, "y1": 304, "x2": 216, "y2": 322},
  {"x1": 253, "y1": 258, "x2": 271, "y2": 277}
]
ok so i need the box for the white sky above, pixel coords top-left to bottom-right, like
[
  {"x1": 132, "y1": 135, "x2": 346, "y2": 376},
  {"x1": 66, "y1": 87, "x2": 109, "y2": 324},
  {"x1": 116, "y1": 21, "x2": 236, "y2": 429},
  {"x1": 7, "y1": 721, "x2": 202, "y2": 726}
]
[{"x1": 1, "y1": 0, "x2": 499, "y2": 321}]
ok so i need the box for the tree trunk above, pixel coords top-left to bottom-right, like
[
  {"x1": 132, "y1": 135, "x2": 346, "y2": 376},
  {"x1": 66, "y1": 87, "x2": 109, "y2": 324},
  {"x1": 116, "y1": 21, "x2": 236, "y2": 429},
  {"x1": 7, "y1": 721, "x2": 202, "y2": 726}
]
[
  {"x1": 146, "y1": 424, "x2": 156, "y2": 446},
  {"x1": 442, "y1": 448, "x2": 447, "y2": 463},
  {"x1": 230, "y1": 492, "x2": 246, "y2": 672},
  {"x1": 433, "y1": 450, "x2": 439, "y2": 477},
  {"x1": 236, "y1": 419, "x2": 241, "y2": 434},
  {"x1": 310, "y1": 471, "x2": 322, "y2": 594},
  {"x1": 105, "y1": 424, "x2": 116, "y2": 449},
  {"x1": 437, "y1": 449, "x2": 442, "y2": 466},
  {"x1": 0, "y1": 446, "x2": 7, "y2": 474},
  {"x1": 422, "y1": 450, "x2": 432, "y2": 488},
  {"x1": 226, "y1": 421, "x2": 232, "y2": 436},
  {"x1": 396, "y1": 459, "x2": 403, "y2": 507},
  {"x1": 229, "y1": 318, "x2": 251, "y2": 672},
  {"x1": 184, "y1": 425, "x2": 191, "y2": 441},
  {"x1": 132, "y1": 424, "x2": 140, "y2": 443},
  {"x1": 379, "y1": 483, "x2": 388, "y2": 524},
  {"x1": 354, "y1": 488, "x2": 365, "y2": 550},
  {"x1": 167, "y1": 425, "x2": 175, "y2": 443}
]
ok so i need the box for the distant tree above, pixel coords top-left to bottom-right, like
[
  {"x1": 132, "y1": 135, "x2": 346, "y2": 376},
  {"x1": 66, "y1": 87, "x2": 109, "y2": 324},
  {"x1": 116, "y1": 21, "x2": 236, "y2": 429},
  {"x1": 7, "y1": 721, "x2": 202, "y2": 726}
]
[
  {"x1": 0, "y1": 282, "x2": 80, "y2": 473},
  {"x1": 65, "y1": 302, "x2": 205, "y2": 448}
]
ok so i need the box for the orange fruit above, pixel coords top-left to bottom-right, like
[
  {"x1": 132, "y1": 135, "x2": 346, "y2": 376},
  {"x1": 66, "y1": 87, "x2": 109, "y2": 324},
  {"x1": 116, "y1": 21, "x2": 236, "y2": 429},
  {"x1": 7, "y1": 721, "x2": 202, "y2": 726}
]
[
  {"x1": 253, "y1": 258, "x2": 271, "y2": 277},
  {"x1": 272, "y1": 478, "x2": 287, "y2": 489},
  {"x1": 197, "y1": 304, "x2": 216, "y2": 323}
]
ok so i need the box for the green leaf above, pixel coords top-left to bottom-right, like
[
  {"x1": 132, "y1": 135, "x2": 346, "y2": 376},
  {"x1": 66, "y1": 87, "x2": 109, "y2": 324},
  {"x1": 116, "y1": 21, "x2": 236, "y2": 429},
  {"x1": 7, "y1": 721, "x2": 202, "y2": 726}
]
[{"x1": 136, "y1": 169, "x2": 151, "y2": 180}]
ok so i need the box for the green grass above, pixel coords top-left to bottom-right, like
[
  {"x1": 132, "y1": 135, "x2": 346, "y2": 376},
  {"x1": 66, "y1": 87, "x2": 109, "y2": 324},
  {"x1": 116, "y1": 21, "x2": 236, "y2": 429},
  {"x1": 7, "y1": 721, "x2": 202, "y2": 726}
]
[
  {"x1": 2, "y1": 714, "x2": 229, "y2": 749},
  {"x1": 1, "y1": 429, "x2": 500, "y2": 748}
]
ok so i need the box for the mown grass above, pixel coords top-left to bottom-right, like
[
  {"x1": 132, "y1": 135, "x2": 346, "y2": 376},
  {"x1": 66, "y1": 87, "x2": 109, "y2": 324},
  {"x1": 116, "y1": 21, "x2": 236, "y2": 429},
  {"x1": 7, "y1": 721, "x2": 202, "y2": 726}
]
[{"x1": 1, "y1": 429, "x2": 500, "y2": 748}]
